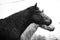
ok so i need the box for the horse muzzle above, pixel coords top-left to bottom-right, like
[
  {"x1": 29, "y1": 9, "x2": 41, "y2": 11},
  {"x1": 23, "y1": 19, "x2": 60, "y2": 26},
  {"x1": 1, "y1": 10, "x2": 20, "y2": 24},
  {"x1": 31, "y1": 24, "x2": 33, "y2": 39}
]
[{"x1": 41, "y1": 25, "x2": 55, "y2": 31}]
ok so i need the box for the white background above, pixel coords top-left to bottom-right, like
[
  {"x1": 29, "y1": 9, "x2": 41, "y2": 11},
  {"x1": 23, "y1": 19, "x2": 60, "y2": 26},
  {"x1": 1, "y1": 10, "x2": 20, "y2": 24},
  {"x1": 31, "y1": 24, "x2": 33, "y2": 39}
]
[{"x1": 0, "y1": 0, "x2": 60, "y2": 40}]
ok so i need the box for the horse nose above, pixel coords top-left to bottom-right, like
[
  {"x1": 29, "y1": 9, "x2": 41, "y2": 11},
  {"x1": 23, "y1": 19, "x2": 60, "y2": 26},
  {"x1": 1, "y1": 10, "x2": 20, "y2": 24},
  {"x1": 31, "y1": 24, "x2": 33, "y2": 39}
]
[
  {"x1": 42, "y1": 25, "x2": 55, "y2": 31},
  {"x1": 46, "y1": 19, "x2": 52, "y2": 26},
  {"x1": 49, "y1": 27, "x2": 55, "y2": 31},
  {"x1": 52, "y1": 27, "x2": 55, "y2": 31},
  {"x1": 49, "y1": 19, "x2": 52, "y2": 25}
]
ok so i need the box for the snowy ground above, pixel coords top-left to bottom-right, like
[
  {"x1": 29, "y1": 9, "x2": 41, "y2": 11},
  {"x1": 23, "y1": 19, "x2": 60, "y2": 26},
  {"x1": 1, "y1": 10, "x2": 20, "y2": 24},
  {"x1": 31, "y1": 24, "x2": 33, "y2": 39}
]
[{"x1": 0, "y1": 0, "x2": 60, "y2": 40}]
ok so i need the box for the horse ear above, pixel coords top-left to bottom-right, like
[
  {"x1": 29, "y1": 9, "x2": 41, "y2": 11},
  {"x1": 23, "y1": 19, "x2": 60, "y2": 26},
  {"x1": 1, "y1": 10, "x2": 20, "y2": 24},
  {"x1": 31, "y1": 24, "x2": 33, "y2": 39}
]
[{"x1": 34, "y1": 3, "x2": 37, "y2": 8}]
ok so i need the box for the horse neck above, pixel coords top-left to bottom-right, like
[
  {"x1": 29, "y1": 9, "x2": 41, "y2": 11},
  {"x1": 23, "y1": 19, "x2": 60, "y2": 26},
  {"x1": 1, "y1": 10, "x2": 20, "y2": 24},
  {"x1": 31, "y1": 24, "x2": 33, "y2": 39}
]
[
  {"x1": 13, "y1": 10, "x2": 33, "y2": 33},
  {"x1": 4, "y1": 9, "x2": 32, "y2": 31}
]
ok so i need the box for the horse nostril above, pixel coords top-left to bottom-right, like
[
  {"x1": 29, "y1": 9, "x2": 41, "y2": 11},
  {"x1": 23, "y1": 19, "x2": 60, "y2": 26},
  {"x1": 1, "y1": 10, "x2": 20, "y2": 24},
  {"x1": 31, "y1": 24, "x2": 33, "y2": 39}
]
[
  {"x1": 50, "y1": 20, "x2": 52, "y2": 24},
  {"x1": 52, "y1": 27, "x2": 55, "y2": 31},
  {"x1": 49, "y1": 27, "x2": 55, "y2": 31},
  {"x1": 46, "y1": 19, "x2": 52, "y2": 26}
]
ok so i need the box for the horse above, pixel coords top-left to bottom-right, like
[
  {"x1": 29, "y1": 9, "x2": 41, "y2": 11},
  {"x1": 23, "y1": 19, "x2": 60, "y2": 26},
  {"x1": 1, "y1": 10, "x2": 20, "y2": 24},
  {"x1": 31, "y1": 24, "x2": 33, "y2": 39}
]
[{"x1": 0, "y1": 3, "x2": 55, "y2": 40}]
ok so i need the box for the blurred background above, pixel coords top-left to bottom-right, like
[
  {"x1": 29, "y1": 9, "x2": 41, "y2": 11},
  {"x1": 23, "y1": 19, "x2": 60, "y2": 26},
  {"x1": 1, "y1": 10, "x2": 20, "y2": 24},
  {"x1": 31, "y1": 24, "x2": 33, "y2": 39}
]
[{"x1": 0, "y1": 0, "x2": 60, "y2": 40}]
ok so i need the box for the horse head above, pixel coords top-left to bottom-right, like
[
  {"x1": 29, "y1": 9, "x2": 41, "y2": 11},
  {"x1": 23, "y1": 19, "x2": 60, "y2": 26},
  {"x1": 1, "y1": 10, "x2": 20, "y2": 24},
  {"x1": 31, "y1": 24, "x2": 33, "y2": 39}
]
[{"x1": 27, "y1": 3, "x2": 55, "y2": 31}]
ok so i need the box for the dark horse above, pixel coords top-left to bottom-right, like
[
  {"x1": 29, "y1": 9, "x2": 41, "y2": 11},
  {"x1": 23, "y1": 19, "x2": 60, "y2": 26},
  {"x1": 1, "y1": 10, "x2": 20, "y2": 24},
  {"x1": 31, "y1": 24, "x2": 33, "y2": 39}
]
[{"x1": 0, "y1": 3, "x2": 55, "y2": 40}]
